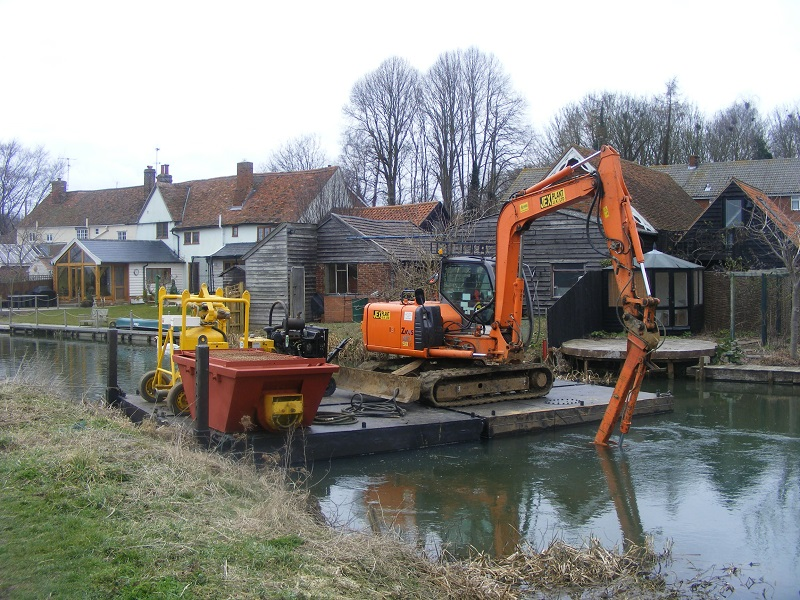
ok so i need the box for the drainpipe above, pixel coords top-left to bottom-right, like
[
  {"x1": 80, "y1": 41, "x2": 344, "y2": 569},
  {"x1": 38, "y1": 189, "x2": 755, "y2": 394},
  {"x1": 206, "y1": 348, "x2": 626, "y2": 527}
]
[{"x1": 172, "y1": 228, "x2": 185, "y2": 291}]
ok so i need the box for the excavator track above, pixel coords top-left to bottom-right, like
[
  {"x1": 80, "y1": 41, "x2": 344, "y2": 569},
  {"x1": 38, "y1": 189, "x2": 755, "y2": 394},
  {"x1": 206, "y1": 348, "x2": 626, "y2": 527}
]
[
  {"x1": 336, "y1": 362, "x2": 553, "y2": 408},
  {"x1": 418, "y1": 363, "x2": 553, "y2": 408}
]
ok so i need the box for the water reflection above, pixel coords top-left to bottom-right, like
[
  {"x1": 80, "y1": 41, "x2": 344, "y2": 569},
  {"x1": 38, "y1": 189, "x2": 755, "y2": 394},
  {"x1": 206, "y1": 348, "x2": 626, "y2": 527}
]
[{"x1": 312, "y1": 379, "x2": 800, "y2": 595}]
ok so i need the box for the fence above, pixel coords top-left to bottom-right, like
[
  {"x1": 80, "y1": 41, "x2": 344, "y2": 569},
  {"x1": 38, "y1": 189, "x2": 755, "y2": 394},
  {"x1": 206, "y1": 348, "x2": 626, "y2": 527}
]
[
  {"x1": 704, "y1": 270, "x2": 791, "y2": 345},
  {"x1": 0, "y1": 275, "x2": 53, "y2": 300}
]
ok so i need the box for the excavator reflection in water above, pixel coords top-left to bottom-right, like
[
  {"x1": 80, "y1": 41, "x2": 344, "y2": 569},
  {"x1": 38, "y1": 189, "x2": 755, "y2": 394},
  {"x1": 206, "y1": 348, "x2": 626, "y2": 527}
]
[{"x1": 338, "y1": 443, "x2": 645, "y2": 559}]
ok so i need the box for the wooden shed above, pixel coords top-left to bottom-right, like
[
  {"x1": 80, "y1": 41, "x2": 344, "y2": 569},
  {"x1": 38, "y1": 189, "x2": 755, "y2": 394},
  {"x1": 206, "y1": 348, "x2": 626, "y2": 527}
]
[{"x1": 240, "y1": 223, "x2": 318, "y2": 327}]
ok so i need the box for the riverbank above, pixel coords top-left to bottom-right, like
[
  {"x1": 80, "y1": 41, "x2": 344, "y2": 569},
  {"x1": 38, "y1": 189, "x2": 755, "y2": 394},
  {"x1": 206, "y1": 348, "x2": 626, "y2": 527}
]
[{"x1": 1, "y1": 375, "x2": 696, "y2": 599}]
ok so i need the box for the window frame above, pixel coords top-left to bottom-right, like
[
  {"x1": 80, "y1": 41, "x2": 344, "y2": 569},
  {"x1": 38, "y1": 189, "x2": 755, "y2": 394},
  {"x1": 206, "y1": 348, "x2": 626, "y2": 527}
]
[
  {"x1": 117, "y1": 231, "x2": 127, "y2": 240},
  {"x1": 76, "y1": 227, "x2": 88, "y2": 240},
  {"x1": 325, "y1": 263, "x2": 357, "y2": 294},
  {"x1": 156, "y1": 222, "x2": 169, "y2": 239},
  {"x1": 791, "y1": 196, "x2": 800, "y2": 211},
  {"x1": 552, "y1": 262, "x2": 585, "y2": 299},
  {"x1": 183, "y1": 231, "x2": 200, "y2": 245}
]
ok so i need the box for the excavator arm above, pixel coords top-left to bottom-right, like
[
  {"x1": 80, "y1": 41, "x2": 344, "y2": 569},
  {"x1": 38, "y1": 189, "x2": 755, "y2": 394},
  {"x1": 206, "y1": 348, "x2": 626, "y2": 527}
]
[{"x1": 503, "y1": 146, "x2": 660, "y2": 446}]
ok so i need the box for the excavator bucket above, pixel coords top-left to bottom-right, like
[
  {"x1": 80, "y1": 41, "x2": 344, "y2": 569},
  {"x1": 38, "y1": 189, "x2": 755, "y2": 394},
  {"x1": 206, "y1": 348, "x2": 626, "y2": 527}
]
[{"x1": 335, "y1": 366, "x2": 422, "y2": 403}]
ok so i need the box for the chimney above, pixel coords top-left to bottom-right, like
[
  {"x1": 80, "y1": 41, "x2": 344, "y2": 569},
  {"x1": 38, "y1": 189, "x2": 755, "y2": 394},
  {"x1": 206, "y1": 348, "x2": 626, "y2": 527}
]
[
  {"x1": 235, "y1": 161, "x2": 254, "y2": 204},
  {"x1": 157, "y1": 164, "x2": 173, "y2": 183},
  {"x1": 688, "y1": 155, "x2": 699, "y2": 170},
  {"x1": 144, "y1": 165, "x2": 156, "y2": 197},
  {"x1": 51, "y1": 179, "x2": 67, "y2": 204}
]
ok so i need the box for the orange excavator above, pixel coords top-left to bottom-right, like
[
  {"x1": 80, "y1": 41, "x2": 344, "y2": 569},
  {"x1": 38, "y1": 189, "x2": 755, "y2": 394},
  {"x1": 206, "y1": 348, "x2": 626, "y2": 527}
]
[{"x1": 339, "y1": 145, "x2": 660, "y2": 446}]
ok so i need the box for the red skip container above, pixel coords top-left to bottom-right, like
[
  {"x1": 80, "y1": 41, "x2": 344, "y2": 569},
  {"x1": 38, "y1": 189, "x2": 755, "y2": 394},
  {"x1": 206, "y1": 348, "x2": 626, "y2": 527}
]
[{"x1": 173, "y1": 349, "x2": 338, "y2": 433}]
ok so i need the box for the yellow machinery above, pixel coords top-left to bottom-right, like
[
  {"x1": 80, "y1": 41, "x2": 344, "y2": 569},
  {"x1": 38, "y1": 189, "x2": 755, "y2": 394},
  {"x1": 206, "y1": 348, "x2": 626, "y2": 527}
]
[{"x1": 138, "y1": 283, "x2": 251, "y2": 415}]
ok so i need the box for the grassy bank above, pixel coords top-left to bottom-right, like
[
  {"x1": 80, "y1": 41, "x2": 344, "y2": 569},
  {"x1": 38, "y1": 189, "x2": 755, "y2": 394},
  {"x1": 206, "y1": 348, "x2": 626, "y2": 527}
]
[{"x1": 0, "y1": 373, "x2": 688, "y2": 599}]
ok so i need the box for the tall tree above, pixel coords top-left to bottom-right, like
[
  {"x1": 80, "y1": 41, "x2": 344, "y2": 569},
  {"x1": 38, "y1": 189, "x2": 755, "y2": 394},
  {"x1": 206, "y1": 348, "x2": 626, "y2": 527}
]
[
  {"x1": 460, "y1": 48, "x2": 531, "y2": 215},
  {"x1": 767, "y1": 105, "x2": 800, "y2": 158},
  {"x1": 705, "y1": 100, "x2": 770, "y2": 161},
  {"x1": 0, "y1": 140, "x2": 63, "y2": 238},
  {"x1": 342, "y1": 57, "x2": 421, "y2": 205},
  {"x1": 262, "y1": 134, "x2": 329, "y2": 172},
  {"x1": 423, "y1": 50, "x2": 465, "y2": 216}
]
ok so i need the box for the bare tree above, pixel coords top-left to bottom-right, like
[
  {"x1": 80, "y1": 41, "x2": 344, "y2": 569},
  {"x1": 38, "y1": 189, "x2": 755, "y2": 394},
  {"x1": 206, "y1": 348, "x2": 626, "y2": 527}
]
[
  {"x1": 339, "y1": 129, "x2": 381, "y2": 206},
  {"x1": 423, "y1": 51, "x2": 466, "y2": 216},
  {"x1": 261, "y1": 134, "x2": 330, "y2": 172},
  {"x1": 767, "y1": 105, "x2": 800, "y2": 158},
  {"x1": 1, "y1": 140, "x2": 63, "y2": 238},
  {"x1": 706, "y1": 100, "x2": 771, "y2": 161},
  {"x1": 460, "y1": 48, "x2": 531, "y2": 215},
  {"x1": 342, "y1": 57, "x2": 421, "y2": 205},
  {"x1": 745, "y1": 197, "x2": 800, "y2": 358}
]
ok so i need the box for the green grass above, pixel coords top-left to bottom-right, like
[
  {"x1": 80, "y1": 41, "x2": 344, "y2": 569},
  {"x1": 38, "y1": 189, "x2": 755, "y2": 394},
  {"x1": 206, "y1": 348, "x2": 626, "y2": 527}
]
[
  {"x1": 2, "y1": 303, "x2": 181, "y2": 327},
  {"x1": 0, "y1": 379, "x2": 495, "y2": 599}
]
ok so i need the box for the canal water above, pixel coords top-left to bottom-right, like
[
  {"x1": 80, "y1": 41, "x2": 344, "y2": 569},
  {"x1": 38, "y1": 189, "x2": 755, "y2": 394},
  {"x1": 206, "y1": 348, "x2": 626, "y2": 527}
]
[{"x1": 1, "y1": 334, "x2": 798, "y2": 597}]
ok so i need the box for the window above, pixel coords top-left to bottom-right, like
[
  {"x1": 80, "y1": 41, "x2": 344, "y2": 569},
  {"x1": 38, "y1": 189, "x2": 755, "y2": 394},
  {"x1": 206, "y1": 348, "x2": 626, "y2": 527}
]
[
  {"x1": 552, "y1": 263, "x2": 585, "y2": 298},
  {"x1": 725, "y1": 198, "x2": 743, "y2": 227},
  {"x1": 28, "y1": 232, "x2": 36, "y2": 242},
  {"x1": 156, "y1": 222, "x2": 169, "y2": 239},
  {"x1": 95, "y1": 228, "x2": 100, "y2": 235},
  {"x1": 76, "y1": 227, "x2": 88, "y2": 240},
  {"x1": 117, "y1": 231, "x2": 127, "y2": 240},
  {"x1": 184, "y1": 231, "x2": 200, "y2": 245},
  {"x1": 46, "y1": 233, "x2": 53, "y2": 242},
  {"x1": 325, "y1": 263, "x2": 357, "y2": 294},
  {"x1": 792, "y1": 196, "x2": 800, "y2": 211},
  {"x1": 257, "y1": 226, "x2": 272, "y2": 240},
  {"x1": 231, "y1": 225, "x2": 239, "y2": 238},
  {"x1": 146, "y1": 267, "x2": 171, "y2": 291}
]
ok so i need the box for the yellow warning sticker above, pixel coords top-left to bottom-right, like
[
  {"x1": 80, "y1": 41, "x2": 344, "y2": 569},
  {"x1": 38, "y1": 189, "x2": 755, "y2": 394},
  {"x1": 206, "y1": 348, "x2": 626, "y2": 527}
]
[
  {"x1": 540, "y1": 188, "x2": 566, "y2": 209},
  {"x1": 372, "y1": 310, "x2": 391, "y2": 320}
]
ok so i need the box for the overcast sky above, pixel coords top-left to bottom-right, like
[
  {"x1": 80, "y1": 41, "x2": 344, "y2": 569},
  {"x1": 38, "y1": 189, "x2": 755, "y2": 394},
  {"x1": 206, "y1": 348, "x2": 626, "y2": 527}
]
[{"x1": 2, "y1": 0, "x2": 799, "y2": 192}]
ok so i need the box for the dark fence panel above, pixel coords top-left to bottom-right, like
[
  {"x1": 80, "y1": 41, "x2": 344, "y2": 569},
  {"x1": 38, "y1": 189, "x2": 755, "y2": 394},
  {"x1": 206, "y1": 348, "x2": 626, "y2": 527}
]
[{"x1": 546, "y1": 270, "x2": 604, "y2": 349}]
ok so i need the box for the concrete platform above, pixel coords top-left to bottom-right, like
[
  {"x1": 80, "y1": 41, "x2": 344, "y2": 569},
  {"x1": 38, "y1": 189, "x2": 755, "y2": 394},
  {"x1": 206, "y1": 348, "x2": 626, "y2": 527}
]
[
  {"x1": 560, "y1": 338, "x2": 717, "y2": 378},
  {"x1": 686, "y1": 363, "x2": 800, "y2": 384},
  {"x1": 116, "y1": 378, "x2": 671, "y2": 464}
]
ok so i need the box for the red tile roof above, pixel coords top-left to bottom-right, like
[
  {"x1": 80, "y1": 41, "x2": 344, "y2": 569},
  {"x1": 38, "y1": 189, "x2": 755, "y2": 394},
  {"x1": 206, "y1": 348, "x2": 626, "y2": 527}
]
[
  {"x1": 176, "y1": 167, "x2": 342, "y2": 228},
  {"x1": 335, "y1": 201, "x2": 445, "y2": 228},
  {"x1": 736, "y1": 179, "x2": 799, "y2": 242},
  {"x1": 22, "y1": 185, "x2": 149, "y2": 228}
]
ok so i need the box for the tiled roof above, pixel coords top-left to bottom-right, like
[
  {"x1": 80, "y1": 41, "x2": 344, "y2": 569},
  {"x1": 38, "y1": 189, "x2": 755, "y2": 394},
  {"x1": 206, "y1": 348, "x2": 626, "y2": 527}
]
[
  {"x1": 652, "y1": 158, "x2": 800, "y2": 201},
  {"x1": 56, "y1": 240, "x2": 182, "y2": 264},
  {"x1": 735, "y1": 179, "x2": 799, "y2": 242},
  {"x1": 210, "y1": 242, "x2": 256, "y2": 258},
  {"x1": 177, "y1": 167, "x2": 340, "y2": 228},
  {"x1": 337, "y1": 201, "x2": 446, "y2": 228},
  {"x1": 333, "y1": 214, "x2": 433, "y2": 261},
  {"x1": 24, "y1": 166, "x2": 348, "y2": 231},
  {"x1": 22, "y1": 185, "x2": 150, "y2": 228},
  {"x1": 509, "y1": 153, "x2": 702, "y2": 232}
]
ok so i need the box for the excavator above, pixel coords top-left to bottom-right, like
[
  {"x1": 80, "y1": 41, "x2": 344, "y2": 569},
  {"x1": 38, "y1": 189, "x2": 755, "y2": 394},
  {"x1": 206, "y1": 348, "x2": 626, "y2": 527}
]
[{"x1": 338, "y1": 145, "x2": 661, "y2": 446}]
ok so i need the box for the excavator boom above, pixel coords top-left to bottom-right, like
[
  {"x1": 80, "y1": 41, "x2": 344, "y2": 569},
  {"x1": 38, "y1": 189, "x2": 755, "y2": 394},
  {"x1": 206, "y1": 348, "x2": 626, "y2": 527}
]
[{"x1": 354, "y1": 146, "x2": 660, "y2": 444}]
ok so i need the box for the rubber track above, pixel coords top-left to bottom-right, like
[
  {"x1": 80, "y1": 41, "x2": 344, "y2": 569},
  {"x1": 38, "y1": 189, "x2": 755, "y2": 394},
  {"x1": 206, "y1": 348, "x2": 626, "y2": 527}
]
[{"x1": 418, "y1": 364, "x2": 553, "y2": 408}]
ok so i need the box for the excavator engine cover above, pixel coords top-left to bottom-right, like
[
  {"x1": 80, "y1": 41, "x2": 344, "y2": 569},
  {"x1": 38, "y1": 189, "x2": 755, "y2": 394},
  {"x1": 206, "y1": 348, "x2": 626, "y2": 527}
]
[{"x1": 362, "y1": 302, "x2": 444, "y2": 356}]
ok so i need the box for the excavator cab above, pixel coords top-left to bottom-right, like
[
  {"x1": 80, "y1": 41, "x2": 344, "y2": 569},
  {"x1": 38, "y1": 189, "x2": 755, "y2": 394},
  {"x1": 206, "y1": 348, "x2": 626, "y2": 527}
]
[{"x1": 439, "y1": 257, "x2": 495, "y2": 326}]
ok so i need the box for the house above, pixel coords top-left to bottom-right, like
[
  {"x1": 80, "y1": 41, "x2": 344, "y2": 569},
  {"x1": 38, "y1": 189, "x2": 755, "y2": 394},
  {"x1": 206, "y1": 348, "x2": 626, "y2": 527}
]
[
  {"x1": 21, "y1": 161, "x2": 358, "y2": 305},
  {"x1": 677, "y1": 178, "x2": 799, "y2": 269},
  {"x1": 19, "y1": 169, "x2": 156, "y2": 245},
  {"x1": 472, "y1": 148, "x2": 703, "y2": 311},
  {"x1": 314, "y1": 214, "x2": 432, "y2": 321},
  {"x1": 652, "y1": 156, "x2": 800, "y2": 211},
  {"x1": 139, "y1": 162, "x2": 355, "y2": 291},
  {"x1": 51, "y1": 239, "x2": 183, "y2": 303}
]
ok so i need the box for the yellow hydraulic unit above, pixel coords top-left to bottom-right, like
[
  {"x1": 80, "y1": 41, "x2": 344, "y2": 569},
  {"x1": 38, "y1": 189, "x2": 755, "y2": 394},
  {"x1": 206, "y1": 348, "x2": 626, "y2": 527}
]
[{"x1": 261, "y1": 393, "x2": 304, "y2": 430}]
